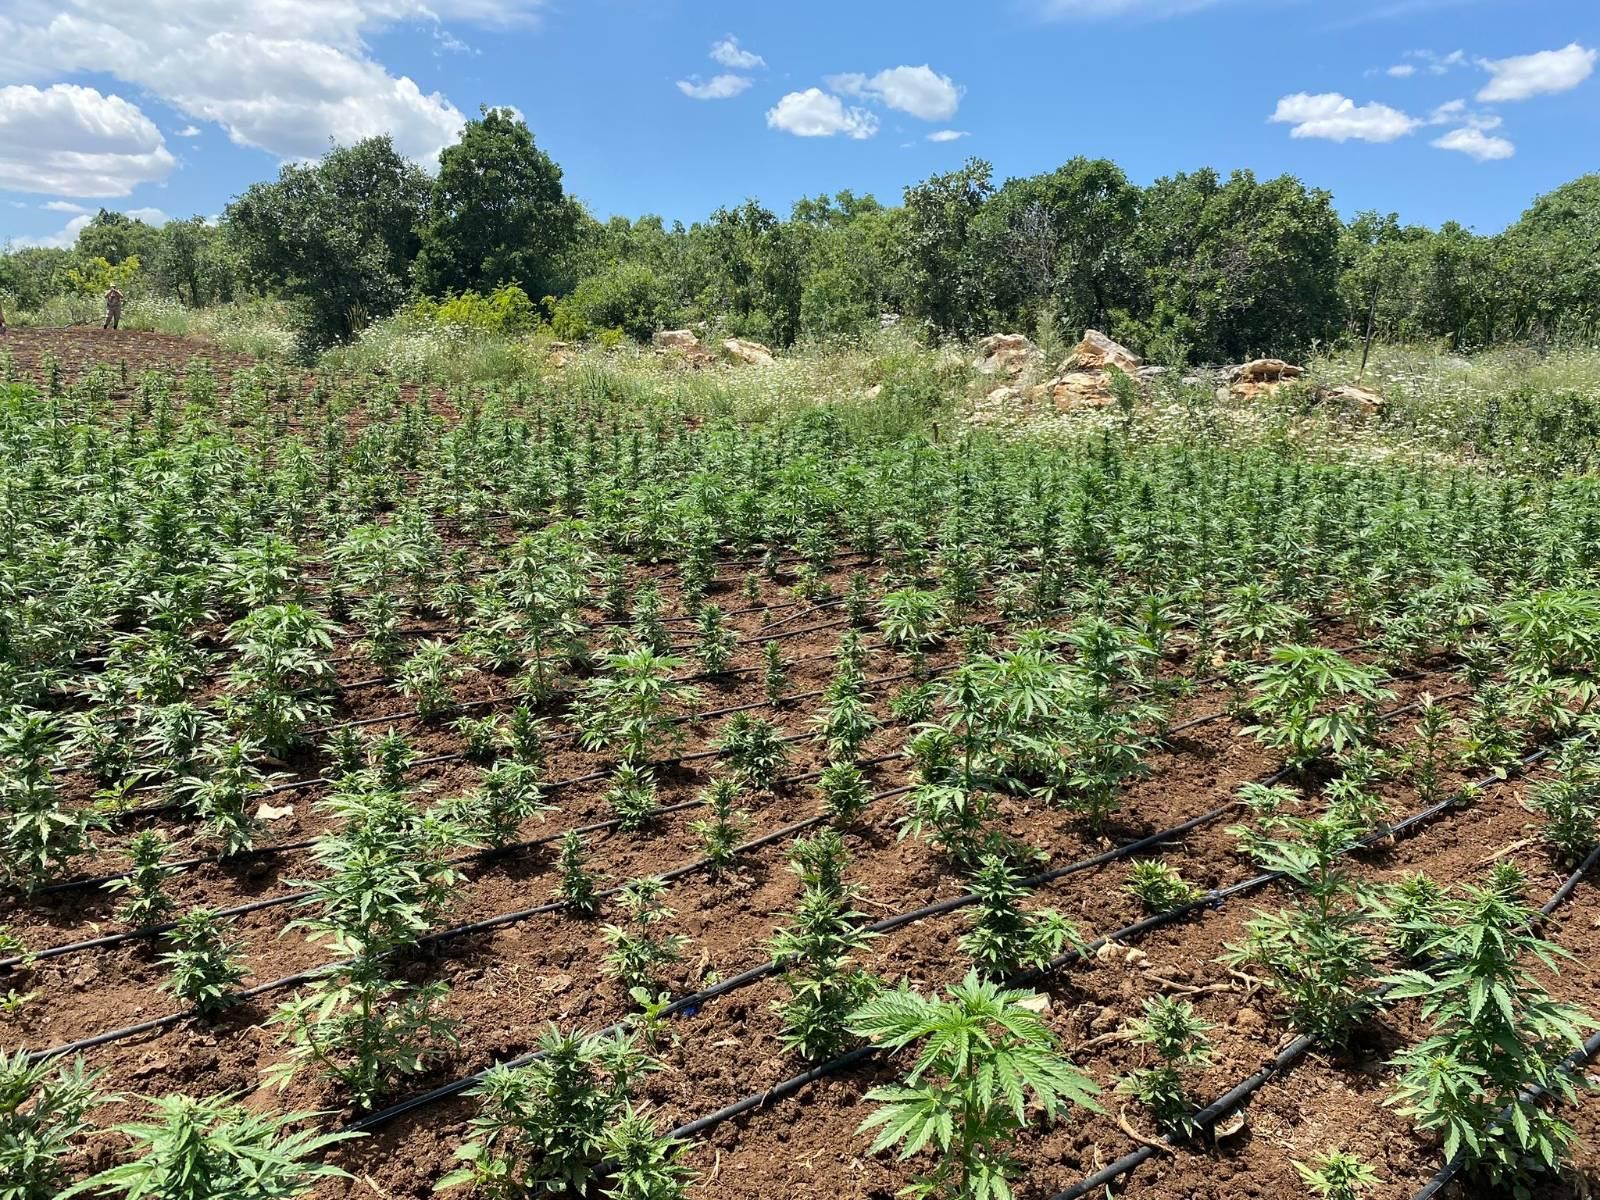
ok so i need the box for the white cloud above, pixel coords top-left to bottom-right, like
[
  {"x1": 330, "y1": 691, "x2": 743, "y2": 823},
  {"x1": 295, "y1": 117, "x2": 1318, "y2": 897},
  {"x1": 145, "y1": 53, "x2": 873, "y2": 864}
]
[
  {"x1": 1406, "y1": 48, "x2": 1467, "y2": 75},
  {"x1": 176, "y1": 124, "x2": 201, "y2": 137},
  {"x1": 710, "y1": 35, "x2": 764, "y2": 70},
  {"x1": 1477, "y1": 42, "x2": 1595, "y2": 102},
  {"x1": 1386, "y1": 63, "x2": 1416, "y2": 77},
  {"x1": 676, "y1": 74, "x2": 752, "y2": 101},
  {"x1": 0, "y1": 83, "x2": 176, "y2": 196},
  {"x1": 126, "y1": 206, "x2": 169, "y2": 223},
  {"x1": 826, "y1": 65, "x2": 962, "y2": 121},
  {"x1": 926, "y1": 129, "x2": 969, "y2": 142},
  {"x1": 11, "y1": 213, "x2": 90, "y2": 249},
  {"x1": 1269, "y1": 92, "x2": 1419, "y2": 142},
  {"x1": 44, "y1": 200, "x2": 89, "y2": 213},
  {"x1": 766, "y1": 89, "x2": 879, "y2": 139},
  {"x1": 1432, "y1": 126, "x2": 1514, "y2": 160},
  {"x1": 0, "y1": 1, "x2": 548, "y2": 164}
]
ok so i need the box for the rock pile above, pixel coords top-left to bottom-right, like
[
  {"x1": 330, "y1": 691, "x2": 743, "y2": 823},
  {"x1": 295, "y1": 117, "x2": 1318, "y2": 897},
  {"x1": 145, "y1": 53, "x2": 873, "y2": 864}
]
[
  {"x1": 972, "y1": 333, "x2": 1042, "y2": 378},
  {"x1": 650, "y1": 329, "x2": 775, "y2": 369}
]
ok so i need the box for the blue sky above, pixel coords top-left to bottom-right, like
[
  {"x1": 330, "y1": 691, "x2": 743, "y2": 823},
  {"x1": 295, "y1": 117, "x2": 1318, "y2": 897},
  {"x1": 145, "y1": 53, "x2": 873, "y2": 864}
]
[{"x1": 0, "y1": 0, "x2": 1596, "y2": 249}]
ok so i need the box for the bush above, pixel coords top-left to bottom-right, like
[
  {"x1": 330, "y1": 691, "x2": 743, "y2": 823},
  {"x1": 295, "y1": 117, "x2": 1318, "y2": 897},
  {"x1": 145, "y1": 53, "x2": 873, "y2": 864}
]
[
  {"x1": 550, "y1": 262, "x2": 675, "y2": 342},
  {"x1": 413, "y1": 284, "x2": 538, "y2": 336}
]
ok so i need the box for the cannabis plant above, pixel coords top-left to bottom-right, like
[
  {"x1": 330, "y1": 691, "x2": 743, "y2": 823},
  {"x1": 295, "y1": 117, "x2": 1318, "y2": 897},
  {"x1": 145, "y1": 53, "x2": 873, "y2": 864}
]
[
  {"x1": 104, "y1": 830, "x2": 178, "y2": 928},
  {"x1": 1387, "y1": 881, "x2": 1594, "y2": 1190},
  {"x1": 689, "y1": 778, "x2": 748, "y2": 873},
  {"x1": 159, "y1": 908, "x2": 246, "y2": 1015},
  {"x1": 717, "y1": 714, "x2": 789, "y2": 791},
  {"x1": 438, "y1": 1026, "x2": 658, "y2": 1199},
  {"x1": 1124, "y1": 859, "x2": 1202, "y2": 914},
  {"x1": 848, "y1": 973, "x2": 1101, "y2": 1200},
  {"x1": 603, "y1": 879, "x2": 687, "y2": 995},
  {"x1": 1117, "y1": 995, "x2": 1214, "y2": 1133},
  {"x1": 1244, "y1": 646, "x2": 1393, "y2": 769},
  {"x1": 0, "y1": 1050, "x2": 104, "y2": 1200},
  {"x1": 1292, "y1": 1150, "x2": 1382, "y2": 1200},
  {"x1": 557, "y1": 829, "x2": 599, "y2": 916},
  {"x1": 959, "y1": 854, "x2": 1081, "y2": 978}
]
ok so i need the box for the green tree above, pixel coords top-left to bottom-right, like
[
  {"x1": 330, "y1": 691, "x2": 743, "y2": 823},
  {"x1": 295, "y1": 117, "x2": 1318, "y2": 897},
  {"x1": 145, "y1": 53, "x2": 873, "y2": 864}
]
[
  {"x1": 898, "y1": 158, "x2": 994, "y2": 336},
  {"x1": 415, "y1": 107, "x2": 577, "y2": 301},
  {"x1": 225, "y1": 135, "x2": 428, "y2": 348}
]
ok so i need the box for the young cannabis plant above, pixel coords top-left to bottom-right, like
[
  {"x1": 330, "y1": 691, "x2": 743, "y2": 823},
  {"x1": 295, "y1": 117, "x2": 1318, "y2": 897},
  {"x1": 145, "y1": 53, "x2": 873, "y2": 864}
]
[
  {"x1": 602, "y1": 1105, "x2": 695, "y2": 1200},
  {"x1": 1244, "y1": 646, "x2": 1393, "y2": 769},
  {"x1": 1124, "y1": 859, "x2": 1202, "y2": 914},
  {"x1": 104, "y1": 830, "x2": 178, "y2": 928},
  {"x1": 768, "y1": 833, "x2": 880, "y2": 1061},
  {"x1": 61, "y1": 1094, "x2": 355, "y2": 1200},
  {"x1": 690, "y1": 778, "x2": 748, "y2": 874},
  {"x1": 1370, "y1": 872, "x2": 1446, "y2": 961},
  {"x1": 1223, "y1": 813, "x2": 1379, "y2": 1043},
  {"x1": 159, "y1": 907, "x2": 246, "y2": 1015},
  {"x1": 603, "y1": 878, "x2": 687, "y2": 995},
  {"x1": 0, "y1": 1050, "x2": 104, "y2": 1200},
  {"x1": 557, "y1": 829, "x2": 600, "y2": 916},
  {"x1": 577, "y1": 648, "x2": 700, "y2": 766},
  {"x1": 848, "y1": 972, "x2": 1101, "y2": 1200},
  {"x1": 959, "y1": 853, "x2": 1082, "y2": 978},
  {"x1": 717, "y1": 713, "x2": 790, "y2": 791},
  {"x1": 452, "y1": 760, "x2": 548, "y2": 851},
  {"x1": 438, "y1": 1026, "x2": 660, "y2": 1199},
  {"x1": 605, "y1": 763, "x2": 659, "y2": 833},
  {"x1": 1386, "y1": 881, "x2": 1595, "y2": 1190},
  {"x1": 817, "y1": 759, "x2": 871, "y2": 827},
  {"x1": 1292, "y1": 1150, "x2": 1382, "y2": 1200},
  {"x1": 266, "y1": 953, "x2": 457, "y2": 1110},
  {"x1": 1523, "y1": 738, "x2": 1600, "y2": 864},
  {"x1": 695, "y1": 603, "x2": 736, "y2": 676},
  {"x1": 1118, "y1": 995, "x2": 1214, "y2": 1134}
]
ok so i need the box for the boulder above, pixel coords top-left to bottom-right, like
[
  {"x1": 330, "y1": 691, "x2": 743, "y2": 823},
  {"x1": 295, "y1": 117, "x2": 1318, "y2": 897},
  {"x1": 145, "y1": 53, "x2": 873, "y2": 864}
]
[
  {"x1": 973, "y1": 333, "x2": 1041, "y2": 377},
  {"x1": 1324, "y1": 383, "x2": 1385, "y2": 416},
  {"x1": 652, "y1": 329, "x2": 702, "y2": 352},
  {"x1": 1050, "y1": 373, "x2": 1115, "y2": 411},
  {"x1": 1231, "y1": 358, "x2": 1305, "y2": 384},
  {"x1": 546, "y1": 341, "x2": 575, "y2": 368},
  {"x1": 721, "y1": 337, "x2": 774, "y2": 367},
  {"x1": 1063, "y1": 329, "x2": 1141, "y2": 375}
]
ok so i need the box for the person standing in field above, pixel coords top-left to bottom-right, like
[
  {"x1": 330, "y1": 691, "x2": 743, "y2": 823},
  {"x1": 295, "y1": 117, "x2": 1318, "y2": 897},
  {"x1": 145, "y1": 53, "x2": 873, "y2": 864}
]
[{"x1": 103, "y1": 284, "x2": 123, "y2": 330}]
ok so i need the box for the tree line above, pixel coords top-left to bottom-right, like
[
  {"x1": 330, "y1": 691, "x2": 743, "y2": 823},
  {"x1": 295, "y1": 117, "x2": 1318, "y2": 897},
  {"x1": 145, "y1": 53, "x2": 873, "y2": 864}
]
[{"x1": 2, "y1": 105, "x2": 1597, "y2": 361}]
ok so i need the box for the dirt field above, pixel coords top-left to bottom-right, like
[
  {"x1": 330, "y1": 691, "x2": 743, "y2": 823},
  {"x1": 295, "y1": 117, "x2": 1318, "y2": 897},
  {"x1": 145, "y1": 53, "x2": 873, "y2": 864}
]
[{"x1": 4, "y1": 328, "x2": 1598, "y2": 1200}]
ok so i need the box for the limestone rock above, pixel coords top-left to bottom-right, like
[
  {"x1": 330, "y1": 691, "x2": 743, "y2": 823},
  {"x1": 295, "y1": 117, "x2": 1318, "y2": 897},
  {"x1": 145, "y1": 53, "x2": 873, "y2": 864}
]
[
  {"x1": 1324, "y1": 383, "x2": 1384, "y2": 416},
  {"x1": 1051, "y1": 372, "x2": 1115, "y2": 410},
  {"x1": 1063, "y1": 329, "x2": 1141, "y2": 375},
  {"x1": 1230, "y1": 358, "x2": 1305, "y2": 384},
  {"x1": 721, "y1": 337, "x2": 775, "y2": 367},
  {"x1": 652, "y1": 329, "x2": 701, "y2": 351},
  {"x1": 973, "y1": 333, "x2": 1041, "y2": 377}
]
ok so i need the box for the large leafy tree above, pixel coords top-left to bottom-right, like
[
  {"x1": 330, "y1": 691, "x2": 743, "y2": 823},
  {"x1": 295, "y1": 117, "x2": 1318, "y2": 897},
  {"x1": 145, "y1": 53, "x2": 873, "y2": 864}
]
[
  {"x1": 75, "y1": 210, "x2": 157, "y2": 267},
  {"x1": 897, "y1": 158, "x2": 995, "y2": 337},
  {"x1": 415, "y1": 107, "x2": 577, "y2": 301},
  {"x1": 225, "y1": 136, "x2": 428, "y2": 348},
  {"x1": 973, "y1": 157, "x2": 1142, "y2": 340},
  {"x1": 1133, "y1": 168, "x2": 1344, "y2": 362}
]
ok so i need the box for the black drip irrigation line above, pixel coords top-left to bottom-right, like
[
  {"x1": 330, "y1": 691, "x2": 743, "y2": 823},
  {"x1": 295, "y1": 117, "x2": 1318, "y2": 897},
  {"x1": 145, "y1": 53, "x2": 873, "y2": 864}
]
[
  {"x1": 1047, "y1": 746, "x2": 1578, "y2": 1200},
  {"x1": 18, "y1": 775, "x2": 922, "y2": 1066},
  {"x1": 4, "y1": 747, "x2": 906, "y2": 972},
  {"x1": 32, "y1": 648, "x2": 955, "y2": 898},
  {"x1": 340, "y1": 686, "x2": 1460, "y2": 1136}
]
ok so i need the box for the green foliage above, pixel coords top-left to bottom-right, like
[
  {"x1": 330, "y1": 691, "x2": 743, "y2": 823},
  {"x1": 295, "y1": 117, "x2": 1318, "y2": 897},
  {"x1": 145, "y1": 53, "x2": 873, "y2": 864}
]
[
  {"x1": 61, "y1": 1094, "x2": 353, "y2": 1200},
  {"x1": 1118, "y1": 995, "x2": 1214, "y2": 1133},
  {"x1": 226, "y1": 136, "x2": 427, "y2": 348},
  {"x1": 717, "y1": 713, "x2": 789, "y2": 790},
  {"x1": 416, "y1": 108, "x2": 577, "y2": 302},
  {"x1": 267, "y1": 955, "x2": 457, "y2": 1110},
  {"x1": 438, "y1": 1026, "x2": 658, "y2": 1199},
  {"x1": 1387, "y1": 881, "x2": 1595, "y2": 1190},
  {"x1": 104, "y1": 830, "x2": 178, "y2": 928},
  {"x1": 848, "y1": 972, "x2": 1101, "y2": 1200},
  {"x1": 159, "y1": 908, "x2": 246, "y2": 1015},
  {"x1": 550, "y1": 262, "x2": 675, "y2": 342},
  {"x1": 1523, "y1": 739, "x2": 1600, "y2": 863},
  {"x1": 1292, "y1": 1150, "x2": 1382, "y2": 1200},
  {"x1": 1124, "y1": 859, "x2": 1201, "y2": 914},
  {"x1": 690, "y1": 778, "x2": 748, "y2": 873},
  {"x1": 0, "y1": 1050, "x2": 104, "y2": 1200},
  {"x1": 1244, "y1": 646, "x2": 1393, "y2": 768},
  {"x1": 602, "y1": 878, "x2": 687, "y2": 995},
  {"x1": 557, "y1": 829, "x2": 599, "y2": 916},
  {"x1": 958, "y1": 853, "x2": 1081, "y2": 978},
  {"x1": 414, "y1": 285, "x2": 538, "y2": 336}
]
